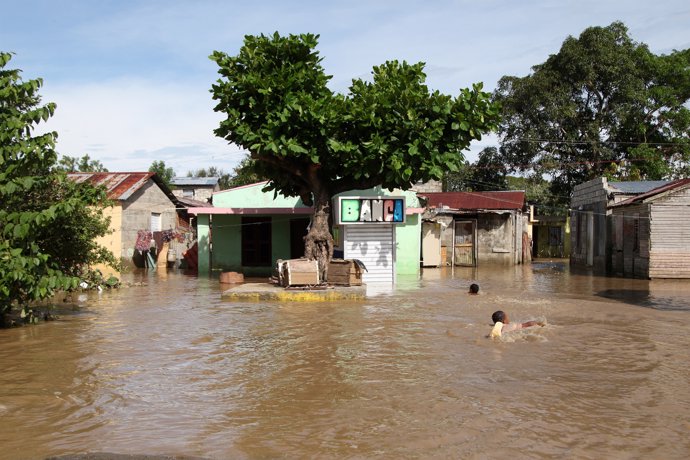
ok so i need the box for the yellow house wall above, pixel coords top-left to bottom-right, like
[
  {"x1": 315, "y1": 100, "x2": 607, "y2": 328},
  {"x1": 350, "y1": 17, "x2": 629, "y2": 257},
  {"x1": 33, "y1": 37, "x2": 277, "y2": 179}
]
[{"x1": 93, "y1": 203, "x2": 122, "y2": 278}]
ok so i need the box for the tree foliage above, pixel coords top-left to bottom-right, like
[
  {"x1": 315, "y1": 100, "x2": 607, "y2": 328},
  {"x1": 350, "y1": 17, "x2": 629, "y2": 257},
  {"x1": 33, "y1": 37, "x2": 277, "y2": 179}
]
[
  {"x1": 227, "y1": 157, "x2": 265, "y2": 188},
  {"x1": 494, "y1": 21, "x2": 690, "y2": 203},
  {"x1": 445, "y1": 147, "x2": 508, "y2": 191},
  {"x1": 1, "y1": 52, "x2": 116, "y2": 325},
  {"x1": 148, "y1": 160, "x2": 175, "y2": 187},
  {"x1": 210, "y1": 33, "x2": 499, "y2": 273},
  {"x1": 55, "y1": 154, "x2": 108, "y2": 172}
]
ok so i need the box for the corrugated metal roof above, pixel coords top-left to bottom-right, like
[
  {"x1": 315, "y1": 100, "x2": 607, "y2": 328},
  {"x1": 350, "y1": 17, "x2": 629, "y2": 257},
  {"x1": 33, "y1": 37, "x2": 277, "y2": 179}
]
[
  {"x1": 67, "y1": 172, "x2": 160, "y2": 201},
  {"x1": 611, "y1": 178, "x2": 690, "y2": 207},
  {"x1": 175, "y1": 196, "x2": 210, "y2": 208},
  {"x1": 170, "y1": 177, "x2": 220, "y2": 187},
  {"x1": 420, "y1": 191, "x2": 526, "y2": 210},
  {"x1": 608, "y1": 180, "x2": 669, "y2": 194}
]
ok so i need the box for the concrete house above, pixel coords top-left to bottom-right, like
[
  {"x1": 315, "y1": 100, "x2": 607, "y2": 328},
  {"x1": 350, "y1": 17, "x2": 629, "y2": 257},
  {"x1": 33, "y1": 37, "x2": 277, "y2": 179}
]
[
  {"x1": 570, "y1": 177, "x2": 668, "y2": 273},
  {"x1": 418, "y1": 191, "x2": 528, "y2": 267},
  {"x1": 608, "y1": 179, "x2": 690, "y2": 279},
  {"x1": 68, "y1": 172, "x2": 179, "y2": 272},
  {"x1": 188, "y1": 182, "x2": 423, "y2": 284},
  {"x1": 170, "y1": 176, "x2": 220, "y2": 203}
]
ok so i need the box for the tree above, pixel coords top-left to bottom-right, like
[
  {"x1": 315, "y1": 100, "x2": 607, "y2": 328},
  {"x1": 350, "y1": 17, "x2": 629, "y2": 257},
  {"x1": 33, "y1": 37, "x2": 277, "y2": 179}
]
[
  {"x1": 227, "y1": 157, "x2": 265, "y2": 188},
  {"x1": 494, "y1": 21, "x2": 690, "y2": 203},
  {"x1": 55, "y1": 154, "x2": 108, "y2": 172},
  {"x1": 210, "y1": 33, "x2": 499, "y2": 275},
  {"x1": 445, "y1": 147, "x2": 508, "y2": 192},
  {"x1": 1, "y1": 52, "x2": 116, "y2": 325},
  {"x1": 149, "y1": 160, "x2": 174, "y2": 188}
]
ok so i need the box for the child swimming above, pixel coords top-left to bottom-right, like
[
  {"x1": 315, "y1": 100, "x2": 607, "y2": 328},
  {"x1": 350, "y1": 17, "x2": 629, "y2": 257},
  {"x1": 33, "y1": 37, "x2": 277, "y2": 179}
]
[{"x1": 490, "y1": 310, "x2": 545, "y2": 338}]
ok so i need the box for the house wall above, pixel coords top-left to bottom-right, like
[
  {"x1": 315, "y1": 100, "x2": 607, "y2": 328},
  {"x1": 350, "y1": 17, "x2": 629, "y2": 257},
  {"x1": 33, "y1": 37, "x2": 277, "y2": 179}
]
[
  {"x1": 433, "y1": 212, "x2": 524, "y2": 266},
  {"x1": 121, "y1": 181, "x2": 177, "y2": 261},
  {"x1": 395, "y1": 213, "x2": 421, "y2": 276},
  {"x1": 570, "y1": 177, "x2": 609, "y2": 271},
  {"x1": 197, "y1": 214, "x2": 211, "y2": 275},
  {"x1": 610, "y1": 203, "x2": 650, "y2": 278},
  {"x1": 209, "y1": 214, "x2": 294, "y2": 276},
  {"x1": 213, "y1": 182, "x2": 308, "y2": 208},
  {"x1": 410, "y1": 179, "x2": 442, "y2": 194},
  {"x1": 609, "y1": 186, "x2": 690, "y2": 279},
  {"x1": 421, "y1": 221, "x2": 443, "y2": 267},
  {"x1": 172, "y1": 186, "x2": 217, "y2": 203},
  {"x1": 476, "y1": 213, "x2": 516, "y2": 265},
  {"x1": 648, "y1": 187, "x2": 690, "y2": 278},
  {"x1": 196, "y1": 183, "x2": 310, "y2": 276},
  {"x1": 92, "y1": 203, "x2": 122, "y2": 278}
]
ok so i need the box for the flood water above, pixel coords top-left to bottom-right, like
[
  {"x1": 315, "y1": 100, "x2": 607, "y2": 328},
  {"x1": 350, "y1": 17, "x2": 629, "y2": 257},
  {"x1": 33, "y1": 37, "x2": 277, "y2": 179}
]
[{"x1": 1, "y1": 260, "x2": 689, "y2": 459}]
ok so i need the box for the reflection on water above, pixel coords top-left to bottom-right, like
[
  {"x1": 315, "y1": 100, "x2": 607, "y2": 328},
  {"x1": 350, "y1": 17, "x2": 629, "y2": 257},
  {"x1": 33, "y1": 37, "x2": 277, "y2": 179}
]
[{"x1": 0, "y1": 262, "x2": 689, "y2": 459}]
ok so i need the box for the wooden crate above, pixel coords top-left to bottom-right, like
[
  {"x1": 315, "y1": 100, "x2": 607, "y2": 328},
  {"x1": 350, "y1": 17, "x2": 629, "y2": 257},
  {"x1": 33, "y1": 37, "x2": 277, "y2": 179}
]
[
  {"x1": 280, "y1": 258, "x2": 319, "y2": 286},
  {"x1": 328, "y1": 259, "x2": 363, "y2": 286}
]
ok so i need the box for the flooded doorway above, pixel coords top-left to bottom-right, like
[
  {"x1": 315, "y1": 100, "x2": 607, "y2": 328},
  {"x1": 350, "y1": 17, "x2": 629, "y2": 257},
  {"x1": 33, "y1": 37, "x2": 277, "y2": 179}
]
[{"x1": 453, "y1": 219, "x2": 476, "y2": 266}]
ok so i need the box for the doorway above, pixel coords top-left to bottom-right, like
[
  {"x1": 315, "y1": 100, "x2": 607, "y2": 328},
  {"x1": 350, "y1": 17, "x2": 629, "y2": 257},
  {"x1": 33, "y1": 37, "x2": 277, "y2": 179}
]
[
  {"x1": 290, "y1": 218, "x2": 310, "y2": 259},
  {"x1": 453, "y1": 220, "x2": 476, "y2": 266}
]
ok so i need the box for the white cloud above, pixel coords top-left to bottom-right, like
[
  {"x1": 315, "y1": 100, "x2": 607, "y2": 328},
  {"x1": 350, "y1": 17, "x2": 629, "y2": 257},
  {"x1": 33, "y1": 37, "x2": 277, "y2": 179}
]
[{"x1": 41, "y1": 78, "x2": 244, "y2": 174}]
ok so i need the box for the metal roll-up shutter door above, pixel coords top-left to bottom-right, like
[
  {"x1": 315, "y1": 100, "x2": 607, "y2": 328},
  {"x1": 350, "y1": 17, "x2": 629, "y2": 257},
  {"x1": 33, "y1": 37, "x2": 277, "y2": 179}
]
[{"x1": 344, "y1": 224, "x2": 395, "y2": 284}]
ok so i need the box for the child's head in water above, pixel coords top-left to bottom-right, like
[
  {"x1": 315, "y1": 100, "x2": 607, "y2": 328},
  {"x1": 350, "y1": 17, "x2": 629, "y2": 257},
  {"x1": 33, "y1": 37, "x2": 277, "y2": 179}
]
[
  {"x1": 468, "y1": 283, "x2": 479, "y2": 295},
  {"x1": 492, "y1": 310, "x2": 506, "y2": 324}
]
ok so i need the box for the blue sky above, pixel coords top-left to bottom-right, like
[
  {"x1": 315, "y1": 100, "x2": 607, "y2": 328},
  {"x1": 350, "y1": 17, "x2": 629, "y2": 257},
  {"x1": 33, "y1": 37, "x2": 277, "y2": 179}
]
[{"x1": 2, "y1": 0, "x2": 689, "y2": 175}]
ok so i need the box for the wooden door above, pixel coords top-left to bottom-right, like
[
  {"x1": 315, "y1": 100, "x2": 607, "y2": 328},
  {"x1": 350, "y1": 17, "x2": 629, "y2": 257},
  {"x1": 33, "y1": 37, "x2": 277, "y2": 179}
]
[{"x1": 454, "y1": 220, "x2": 476, "y2": 266}]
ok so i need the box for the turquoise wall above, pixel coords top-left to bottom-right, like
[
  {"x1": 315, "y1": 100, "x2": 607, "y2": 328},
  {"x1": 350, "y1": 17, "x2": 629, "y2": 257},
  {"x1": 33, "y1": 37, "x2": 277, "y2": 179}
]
[
  {"x1": 395, "y1": 213, "x2": 421, "y2": 276},
  {"x1": 213, "y1": 181, "x2": 309, "y2": 208}
]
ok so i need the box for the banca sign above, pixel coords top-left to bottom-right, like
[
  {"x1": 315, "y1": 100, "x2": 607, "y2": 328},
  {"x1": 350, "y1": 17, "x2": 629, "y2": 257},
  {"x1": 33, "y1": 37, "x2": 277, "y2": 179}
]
[{"x1": 337, "y1": 196, "x2": 406, "y2": 225}]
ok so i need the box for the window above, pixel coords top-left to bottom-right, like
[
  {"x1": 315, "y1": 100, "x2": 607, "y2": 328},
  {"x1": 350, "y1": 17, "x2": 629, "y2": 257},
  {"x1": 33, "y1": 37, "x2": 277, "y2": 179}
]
[
  {"x1": 241, "y1": 217, "x2": 272, "y2": 266},
  {"x1": 151, "y1": 213, "x2": 162, "y2": 232},
  {"x1": 182, "y1": 188, "x2": 194, "y2": 197}
]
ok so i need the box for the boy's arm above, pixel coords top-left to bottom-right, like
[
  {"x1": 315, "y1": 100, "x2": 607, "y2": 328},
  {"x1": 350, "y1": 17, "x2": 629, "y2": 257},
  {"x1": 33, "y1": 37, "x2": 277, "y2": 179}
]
[{"x1": 521, "y1": 320, "x2": 546, "y2": 328}]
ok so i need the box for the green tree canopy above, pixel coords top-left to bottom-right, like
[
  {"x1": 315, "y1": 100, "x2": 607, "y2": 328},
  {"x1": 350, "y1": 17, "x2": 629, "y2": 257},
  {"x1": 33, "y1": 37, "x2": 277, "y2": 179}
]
[
  {"x1": 1, "y1": 52, "x2": 116, "y2": 324},
  {"x1": 445, "y1": 147, "x2": 509, "y2": 192},
  {"x1": 494, "y1": 21, "x2": 690, "y2": 203},
  {"x1": 55, "y1": 154, "x2": 108, "y2": 172},
  {"x1": 227, "y1": 157, "x2": 264, "y2": 188},
  {"x1": 210, "y1": 33, "x2": 499, "y2": 273},
  {"x1": 148, "y1": 160, "x2": 175, "y2": 188}
]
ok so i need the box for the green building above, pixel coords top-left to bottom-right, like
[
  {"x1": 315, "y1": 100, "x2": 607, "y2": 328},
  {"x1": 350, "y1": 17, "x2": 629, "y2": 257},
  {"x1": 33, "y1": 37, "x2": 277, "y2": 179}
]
[{"x1": 189, "y1": 182, "x2": 423, "y2": 284}]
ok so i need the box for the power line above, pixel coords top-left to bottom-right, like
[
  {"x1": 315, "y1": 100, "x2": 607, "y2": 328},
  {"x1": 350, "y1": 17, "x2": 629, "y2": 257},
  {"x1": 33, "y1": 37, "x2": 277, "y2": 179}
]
[{"x1": 512, "y1": 138, "x2": 688, "y2": 146}]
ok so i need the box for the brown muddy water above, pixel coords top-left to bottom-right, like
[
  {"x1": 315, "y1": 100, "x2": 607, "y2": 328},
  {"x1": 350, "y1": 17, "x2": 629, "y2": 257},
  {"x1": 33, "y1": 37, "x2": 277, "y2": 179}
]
[{"x1": 1, "y1": 260, "x2": 689, "y2": 460}]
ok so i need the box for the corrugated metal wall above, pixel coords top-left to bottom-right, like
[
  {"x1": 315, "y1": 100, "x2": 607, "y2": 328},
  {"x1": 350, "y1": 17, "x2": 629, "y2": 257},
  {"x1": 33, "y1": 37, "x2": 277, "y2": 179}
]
[
  {"x1": 344, "y1": 225, "x2": 395, "y2": 284},
  {"x1": 649, "y1": 190, "x2": 690, "y2": 278}
]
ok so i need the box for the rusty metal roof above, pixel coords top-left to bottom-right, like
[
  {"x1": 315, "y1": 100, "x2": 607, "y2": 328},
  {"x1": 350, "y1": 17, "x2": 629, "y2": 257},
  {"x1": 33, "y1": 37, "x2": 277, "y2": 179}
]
[
  {"x1": 67, "y1": 172, "x2": 175, "y2": 202},
  {"x1": 419, "y1": 191, "x2": 526, "y2": 211}
]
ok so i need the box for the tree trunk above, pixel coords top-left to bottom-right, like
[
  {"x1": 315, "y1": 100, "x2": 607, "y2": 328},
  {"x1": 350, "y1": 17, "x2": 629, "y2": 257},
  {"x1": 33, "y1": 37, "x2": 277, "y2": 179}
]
[{"x1": 304, "y1": 189, "x2": 333, "y2": 283}]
